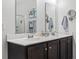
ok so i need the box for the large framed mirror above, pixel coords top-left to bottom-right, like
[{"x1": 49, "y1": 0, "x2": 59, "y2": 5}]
[{"x1": 15, "y1": 0, "x2": 57, "y2": 34}]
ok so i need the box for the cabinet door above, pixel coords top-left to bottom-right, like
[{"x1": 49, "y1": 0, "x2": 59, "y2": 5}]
[
  {"x1": 8, "y1": 43, "x2": 27, "y2": 59},
  {"x1": 28, "y1": 43, "x2": 47, "y2": 59},
  {"x1": 60, "y1": 38, "x2": 68, "y2": 59},
  {"x1": 48, "y1": 40, "x2": 59, "y2": 59},
  {"x1": 67, "y1": 36, "x2": 73, "y2": 59}
]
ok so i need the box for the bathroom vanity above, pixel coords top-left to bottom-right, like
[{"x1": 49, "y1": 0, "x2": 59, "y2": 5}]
[{"x1": 8, "y1": 34, "x2": 73, "y2": 59}]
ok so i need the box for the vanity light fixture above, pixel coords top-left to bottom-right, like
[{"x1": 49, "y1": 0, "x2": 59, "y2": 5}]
[{"x1": 46, "y1": 0, "x2": 56, "y2": 5}]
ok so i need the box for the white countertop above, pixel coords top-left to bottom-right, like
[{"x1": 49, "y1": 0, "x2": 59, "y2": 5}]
[{"x1": 7, "y1": 34, "x2": 72, "y2": 46}]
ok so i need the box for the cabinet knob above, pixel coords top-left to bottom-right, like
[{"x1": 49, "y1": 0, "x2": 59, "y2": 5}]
[
  {"x1": 45, "y1": 48, "x2": 47, "y2": 51},
  {"x1": 49, "y1": 47, "x2": 52, "y2": 49}
]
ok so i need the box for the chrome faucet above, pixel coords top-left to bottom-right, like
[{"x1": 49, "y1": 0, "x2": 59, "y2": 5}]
[{"x1": 28, "y1": 34, "x2": 33, "y2": 38}]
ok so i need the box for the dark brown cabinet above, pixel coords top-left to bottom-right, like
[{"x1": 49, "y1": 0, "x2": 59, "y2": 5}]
[
  {"x1": 48, "y1": 40, "x2": 59, "y2": 59},
  {"x1": 67, "y1": 36, "x2": 73, "y2": 59},
  {"x1": 8, "y1": 36, "x2": 73, "y2": 59},
  {"x1": 8, "y1": 43, "x2": 27, "y2": 59},
  {"x1": 60, "y1": 38, "x2": 68, "y2": 59},
  {"x1": 60, "y1": 36, "x2": 73, "y2": 59},
  {"x1": 28, "y1": 43, "x2": 47, "y2": 59}
]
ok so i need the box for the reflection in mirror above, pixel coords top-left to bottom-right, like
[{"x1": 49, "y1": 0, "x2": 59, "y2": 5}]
[
  {"x1": 45, "y1": 1, "x2": 56, "y2": 33},
  {"x1": 16, "y1": 0, "x2": 37, "y2": 34}
]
